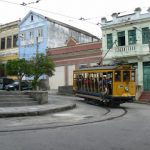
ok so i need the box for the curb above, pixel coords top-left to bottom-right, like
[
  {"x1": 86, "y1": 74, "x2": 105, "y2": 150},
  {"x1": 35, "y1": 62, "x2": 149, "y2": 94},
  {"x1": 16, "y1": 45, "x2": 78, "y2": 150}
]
[
  {"x1": 134, "y1": 101, "x2": 150, "y2": 105},
  {"x1": 0, "y1": 103, "x2": 76, "y2": 118}
]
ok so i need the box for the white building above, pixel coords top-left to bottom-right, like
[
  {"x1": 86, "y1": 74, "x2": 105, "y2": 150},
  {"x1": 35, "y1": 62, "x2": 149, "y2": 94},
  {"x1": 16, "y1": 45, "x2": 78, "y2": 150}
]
[{"x1": 101, "y1": 7, "x2": 150, "y2": 98}]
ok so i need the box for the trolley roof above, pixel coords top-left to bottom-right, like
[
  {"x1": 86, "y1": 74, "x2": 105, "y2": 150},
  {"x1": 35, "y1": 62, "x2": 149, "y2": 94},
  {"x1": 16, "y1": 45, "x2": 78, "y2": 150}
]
[{"x1": 74, "y1": 64, "x2": 134, "y2": 72}]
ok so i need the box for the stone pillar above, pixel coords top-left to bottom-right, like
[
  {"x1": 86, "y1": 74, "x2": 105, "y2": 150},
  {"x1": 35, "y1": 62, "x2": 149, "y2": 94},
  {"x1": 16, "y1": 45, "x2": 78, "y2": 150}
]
[
  {"x1": 65, "y1": 65, "x2": 68, "y2": 86},
  {"x1": 138, "y1": 61, "x2": 143, "y2": 86},
  {"x1": 125, "y1": 30, "x2": 128, "y2": 45}
]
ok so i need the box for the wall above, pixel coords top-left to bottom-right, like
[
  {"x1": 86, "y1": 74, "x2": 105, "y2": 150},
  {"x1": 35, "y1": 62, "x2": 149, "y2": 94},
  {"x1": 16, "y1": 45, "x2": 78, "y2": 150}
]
[
  {"x1": 47, "y1": 21, "x2": 94, "y2": 48},
  {"x1": 47, "y1": 41, "x2": 102, "y2": 89},
  {"x1": 0, "y1": 21, "x2": 19, "y2": 63},
  {"x1": 19, "y1": 13, "x2": 48, "y2": 59}
]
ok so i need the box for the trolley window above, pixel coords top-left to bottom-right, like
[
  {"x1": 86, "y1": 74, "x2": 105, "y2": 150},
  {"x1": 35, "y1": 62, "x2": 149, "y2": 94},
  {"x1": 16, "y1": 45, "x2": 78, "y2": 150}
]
[
  {"x1": 115, "y1": 71, "x2": 121, "y2": 81},
  {"x1": 123, "y1": 71, "x2": 130, "y2": 82},
  {"x1": 131, "y1": 71, "x2": 135, "y2": 81}
]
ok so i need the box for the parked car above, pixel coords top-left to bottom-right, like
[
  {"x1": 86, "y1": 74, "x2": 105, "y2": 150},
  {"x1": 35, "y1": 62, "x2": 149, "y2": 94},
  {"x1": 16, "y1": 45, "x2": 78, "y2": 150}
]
[
  {"x1": 5, "y1": 81, "x2": 32, "y2": 91},
  {"x1": 0, "y1": 77, "x2": 14, "y2": 90}
]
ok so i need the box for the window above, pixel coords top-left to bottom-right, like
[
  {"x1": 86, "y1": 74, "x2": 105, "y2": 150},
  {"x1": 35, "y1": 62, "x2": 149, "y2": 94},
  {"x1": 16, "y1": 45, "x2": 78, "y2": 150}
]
[
  {"x1": 29, "y1": 31, "x2": 34, "y2": 40},
  {"x1": 13, "y1": 34, "x2": 18, "y2": 47},
  {"x1": 115, "y1": 71, "x2": 121, "y2": 82},
  {"x1": 131, "y1": 71, "x2": 135, "y2": 81},
  {"x1": 31, "y1": 15, "x2": 33, "y2": 21},
  {"x1": 128, "y1": 30, "x2": 136, "y2": 45},
  {"x1": 123, "y1": 71, "x2": 130, "y2": 82},
  {"x1": 36, "y1": 28, "x2": 43, "y2": 42},
  {"x1": 37, "y1": 28, "x2": 43, "y2": 38},
  {"x1": 118, "y1": 31, "x2": 125, "y2": 46},
  {"x1": 142, "y1": 27, "x2": 149, "y2": 44},
  {"x1": 19, "y1": 33, "x2": 26, "y2": 46},
  {"x1": 107, "y1": 33, "x2": 113, "y2": 49},
  {"x1": 7, "y1": 36, "x2": 12, "y2": 49},
  {"x1": 20, "y1": 33, "x2": 26, "y2": 41},
  {"x1": 1, "y1": 38, "x2": 5, "y2": 50}
]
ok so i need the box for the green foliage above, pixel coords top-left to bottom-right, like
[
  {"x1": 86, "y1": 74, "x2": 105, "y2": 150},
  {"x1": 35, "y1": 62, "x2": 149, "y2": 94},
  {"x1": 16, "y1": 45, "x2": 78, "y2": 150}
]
[
  {"x1": 6, "y1": 59, "x2": 31, "y2": 79},
  {"x1": 5, "y1": 54, "x2": 55, "y2": 90},
  {"x1": 6, "y1": 59, "x2": 32, "y2": 90},
  {"x1": 29, "y1": 53, "x2": 55, "y2": 89}
]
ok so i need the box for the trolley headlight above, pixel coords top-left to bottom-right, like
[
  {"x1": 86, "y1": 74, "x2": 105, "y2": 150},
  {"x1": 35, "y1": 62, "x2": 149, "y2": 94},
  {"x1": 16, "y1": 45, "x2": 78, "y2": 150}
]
[{"x1": 125, "y1": 87, "x2": 129, "y2": 92}]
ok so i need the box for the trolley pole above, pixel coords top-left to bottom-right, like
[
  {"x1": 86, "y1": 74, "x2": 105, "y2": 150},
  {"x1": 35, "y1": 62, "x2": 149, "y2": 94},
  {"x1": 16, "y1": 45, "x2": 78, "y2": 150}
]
[{"x1": 99, "y1": 40, "x2": 117, "y2": 66}]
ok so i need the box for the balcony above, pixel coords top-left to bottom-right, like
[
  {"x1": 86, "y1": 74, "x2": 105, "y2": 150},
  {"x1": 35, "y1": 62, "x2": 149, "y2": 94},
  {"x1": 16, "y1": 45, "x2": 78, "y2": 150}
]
[
  {"x1": 107, "y1": 44, "x2": 150, "y2": 59},
  {"x1": 115, "y1": 45, "x2": 136, "y2": 57}
]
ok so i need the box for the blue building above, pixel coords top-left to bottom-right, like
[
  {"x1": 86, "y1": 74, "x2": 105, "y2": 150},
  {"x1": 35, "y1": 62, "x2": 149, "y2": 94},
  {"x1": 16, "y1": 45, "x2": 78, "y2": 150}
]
[{"x1": 19, "y1": 11, "x2": 100, "y2": 60}]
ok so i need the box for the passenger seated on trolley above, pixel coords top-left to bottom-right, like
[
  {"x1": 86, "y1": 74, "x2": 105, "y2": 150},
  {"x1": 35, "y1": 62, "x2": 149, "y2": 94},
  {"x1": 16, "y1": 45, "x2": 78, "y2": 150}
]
[
  {"x1": 115, "y1": 72, "x2": 121, "y2": 81},
  {"x1": 103, "y1": 76, "x2": 107, "y2": 86},
  {"x1": 90, "y1": 77, "x2": 94, "y2": 92},
  {"x1": 103, "y1": 76, "x2": 108, "y2": 94},
  {"x1": 76, "y1": 75, "x2": 83, "y2": 90},
  {"x1": 107, "y1": 77, "x2": 112, "y2": 95},
  {"x1": 98, "y1": 77, "x2": 103, "y2": 92},
  {"x1": 88, "y1": 77, "x2": 93, "y2": 92},
  {"x1": 123, "y1": 71, "x2": 130, "y2": 82},
  {"x1": 95, "y1": 78, "x2": 98, "y2": 92},
  {"x1": 84, "y1": 77, "x2": 90, "y2": 92}
]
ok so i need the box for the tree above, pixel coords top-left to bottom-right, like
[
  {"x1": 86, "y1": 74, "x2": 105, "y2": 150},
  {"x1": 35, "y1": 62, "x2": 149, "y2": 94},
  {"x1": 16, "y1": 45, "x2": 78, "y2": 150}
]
[
  {"x1": 29, "y1": 53, "x2": 55, "y2": 90},
  {"x1": 6, "y1": 58, "x2": 32, "y2": 91}
]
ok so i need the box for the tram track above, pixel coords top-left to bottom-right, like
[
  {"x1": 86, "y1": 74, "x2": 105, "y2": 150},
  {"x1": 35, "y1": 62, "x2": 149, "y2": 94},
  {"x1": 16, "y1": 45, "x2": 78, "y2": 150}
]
[{"x1": 0, "y1": 102, "x2": 128, "y2": 133}]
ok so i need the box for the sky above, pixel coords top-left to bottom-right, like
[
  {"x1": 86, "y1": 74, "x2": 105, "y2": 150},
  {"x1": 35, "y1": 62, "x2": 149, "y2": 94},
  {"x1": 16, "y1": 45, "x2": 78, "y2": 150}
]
[{"x1": 0, "y1": 0, "x2": 150, "y2": 37}]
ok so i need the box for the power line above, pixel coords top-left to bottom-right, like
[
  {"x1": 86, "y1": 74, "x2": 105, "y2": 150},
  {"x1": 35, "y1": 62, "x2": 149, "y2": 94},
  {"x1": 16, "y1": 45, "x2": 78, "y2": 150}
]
[
  {"x1": 0, "y1": 0, "x2": 76, "y2": 19},
  {"x1": 0, "y1": 0, "x2": 79, "y2": 21},
  {"x1": 0, "y1": 0, "x2": 19, "y2": 5},
  {"x1": 1, "y1": 0, "x2": 148, "y2": 27},
  {"x1": 0, "y1": 0, "x2": 100, "y2": 26},
  {"x1": 20, "y1": 0, "x2": 42, "y2": 6}
]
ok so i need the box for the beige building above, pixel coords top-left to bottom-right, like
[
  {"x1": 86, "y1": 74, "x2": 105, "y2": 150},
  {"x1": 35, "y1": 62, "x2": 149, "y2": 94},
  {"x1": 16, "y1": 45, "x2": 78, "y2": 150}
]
[
  {"x1": 0, "y1": 20, "x2": 19, "y2": 76},
  {"x1": 101, "y1": 7, "x2": 150, "y2": 98}
]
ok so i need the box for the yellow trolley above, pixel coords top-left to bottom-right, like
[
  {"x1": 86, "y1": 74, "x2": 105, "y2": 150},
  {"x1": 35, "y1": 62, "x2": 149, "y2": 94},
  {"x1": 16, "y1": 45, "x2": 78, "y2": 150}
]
[{"x1": 73, "y1": 64, "x2": 136, "y2": 106}]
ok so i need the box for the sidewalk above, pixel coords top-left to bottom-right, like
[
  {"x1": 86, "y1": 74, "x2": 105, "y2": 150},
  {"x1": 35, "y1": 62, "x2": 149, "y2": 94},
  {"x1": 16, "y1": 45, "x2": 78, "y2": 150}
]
[{"x1": 0, "y1": 95, "x2": 76, "y2": 118}]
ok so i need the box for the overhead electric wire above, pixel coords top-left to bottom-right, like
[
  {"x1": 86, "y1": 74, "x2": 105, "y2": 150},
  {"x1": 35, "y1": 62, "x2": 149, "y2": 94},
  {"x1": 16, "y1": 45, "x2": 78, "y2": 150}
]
[
  {"x1": 0, "y1": 0, "x2": 148, "y2": 26},
  {"x1": 0, "y1": 0, "x2": 86, "y2": 23},
  {"x1": 0, "y1": 0, "x2": 102, "y2": 26}
]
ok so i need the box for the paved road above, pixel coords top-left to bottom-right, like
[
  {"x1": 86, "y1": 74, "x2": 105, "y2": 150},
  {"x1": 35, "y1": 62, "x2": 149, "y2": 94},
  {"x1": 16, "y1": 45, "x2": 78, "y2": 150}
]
[
  {"x1": 0, "y1": 95, "x2": 150, "y2": 150},
  {"x1": 0, "y1": 95, "x2": 126, "y2": 131}
]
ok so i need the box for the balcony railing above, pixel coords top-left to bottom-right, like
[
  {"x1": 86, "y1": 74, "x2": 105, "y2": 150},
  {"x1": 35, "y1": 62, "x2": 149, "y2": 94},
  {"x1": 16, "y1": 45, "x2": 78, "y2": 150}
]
[
  {"x1": 115, "y1": 45, "x2": 136, "y2": 53},
  {"x1": 109, "y1": 44, "x2": 150, "y2": 58}
]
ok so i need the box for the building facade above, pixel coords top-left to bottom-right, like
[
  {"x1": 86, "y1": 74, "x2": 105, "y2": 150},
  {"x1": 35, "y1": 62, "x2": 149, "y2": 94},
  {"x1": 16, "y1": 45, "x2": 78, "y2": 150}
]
[
  {"x1": 19, "y1": 11, "x2": 100, "y2": 60},
  {"x1": 47, "y1": 39, "x2": 102, "y2": 89},
  {"x1": 0, "y1": 20, "x2": 19, "y2": 76},
  {"x1": 101, "y1": 7, "x2": 150, "y2": 98},
  {"x1": 19, "y1": 11, "x2": 100, "y2": 89}
]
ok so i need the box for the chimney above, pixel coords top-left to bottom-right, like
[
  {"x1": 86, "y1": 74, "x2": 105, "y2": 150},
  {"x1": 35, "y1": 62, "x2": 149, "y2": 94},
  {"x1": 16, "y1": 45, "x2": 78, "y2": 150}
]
[
  {"x1": 101, "y1": 17, "x2": 107, "y2": 24},
  {"x1": 134, "y1": 7, "x2": 141, "y2": 17},
  {"x1": 147, "y1": 7, "x2": 150, "y2": 13},
  {"x1": 111, "y1": 13, "x2": 118, "y2": 22}
]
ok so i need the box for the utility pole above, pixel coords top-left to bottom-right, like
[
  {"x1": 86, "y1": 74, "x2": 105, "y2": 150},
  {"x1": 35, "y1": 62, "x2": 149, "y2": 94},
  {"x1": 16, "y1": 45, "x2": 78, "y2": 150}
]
[
  {"x1": 36, "y1": 36, "x2": 39, "y2": 65},
  {"x1": 36, "y1": 36, "x2": 39, "y2": 56}
]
